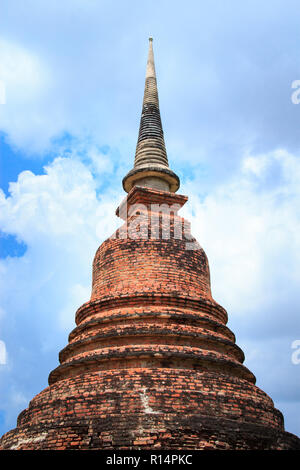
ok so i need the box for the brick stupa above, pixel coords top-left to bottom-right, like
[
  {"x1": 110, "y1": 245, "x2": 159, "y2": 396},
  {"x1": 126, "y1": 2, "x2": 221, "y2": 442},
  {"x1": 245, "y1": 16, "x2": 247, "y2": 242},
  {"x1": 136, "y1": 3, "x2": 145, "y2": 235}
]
[{"x1": 1, "y1": 39, "x2": 299, "y2": 451}]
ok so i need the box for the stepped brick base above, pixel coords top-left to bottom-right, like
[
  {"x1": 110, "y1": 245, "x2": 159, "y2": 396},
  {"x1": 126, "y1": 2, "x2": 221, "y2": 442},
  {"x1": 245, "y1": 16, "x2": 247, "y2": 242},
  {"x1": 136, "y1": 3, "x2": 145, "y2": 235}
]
[
  {"x1": 1, "y1": 369, "x2": 299, "y2": 450},
  {"x1": 1, "y1": 187, "x2": 299, "y2": 450}
]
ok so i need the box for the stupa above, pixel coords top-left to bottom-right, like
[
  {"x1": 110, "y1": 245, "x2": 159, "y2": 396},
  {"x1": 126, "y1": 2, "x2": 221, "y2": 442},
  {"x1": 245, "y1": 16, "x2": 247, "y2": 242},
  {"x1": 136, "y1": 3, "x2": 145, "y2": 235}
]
[{"x1": 1, "y1": 38, "x2": 299, "y2": 450}]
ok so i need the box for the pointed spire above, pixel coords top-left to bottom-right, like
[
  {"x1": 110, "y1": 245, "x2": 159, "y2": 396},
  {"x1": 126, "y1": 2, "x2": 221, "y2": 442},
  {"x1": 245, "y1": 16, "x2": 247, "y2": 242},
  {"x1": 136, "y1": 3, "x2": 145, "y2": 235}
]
[{"x1": 123, "y1": 38, "x2": 180, "y2": 193}]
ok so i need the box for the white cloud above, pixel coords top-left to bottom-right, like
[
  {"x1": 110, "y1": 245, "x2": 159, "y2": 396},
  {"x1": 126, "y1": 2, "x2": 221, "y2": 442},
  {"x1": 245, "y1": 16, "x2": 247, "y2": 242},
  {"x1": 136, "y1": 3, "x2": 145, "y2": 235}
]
[
  {"x1": 57, "y1": 283, "x2": 91, "y2": 332},
  {"x1": 0, "y1": 154, "x2": 120, "y2": 244},
  {"x1": 242, "y1": 154, "x2": 269, "y2": 177},
  {"x1": 0, "y1": 38, "x2": 56, "y2": 152},
  {"x1": 0, "y1": 39, "x2": 47, "y2": 99},
  {"x1": 183, "y1": 148, "x2": 300, "y2": 318}
]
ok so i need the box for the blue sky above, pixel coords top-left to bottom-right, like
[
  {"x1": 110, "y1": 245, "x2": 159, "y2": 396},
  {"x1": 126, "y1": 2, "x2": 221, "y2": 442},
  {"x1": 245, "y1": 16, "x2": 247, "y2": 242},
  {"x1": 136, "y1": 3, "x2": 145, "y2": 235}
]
[{"x1": 0, "y1": 0, "x2": 300, "y2": 439}]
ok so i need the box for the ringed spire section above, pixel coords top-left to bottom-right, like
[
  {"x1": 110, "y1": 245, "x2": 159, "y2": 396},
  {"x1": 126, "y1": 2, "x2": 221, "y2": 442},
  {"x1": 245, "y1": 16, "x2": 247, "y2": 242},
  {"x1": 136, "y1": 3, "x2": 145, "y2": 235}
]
[{"x1": 123, "y1": 38, "x2": 180, "y2": 193}]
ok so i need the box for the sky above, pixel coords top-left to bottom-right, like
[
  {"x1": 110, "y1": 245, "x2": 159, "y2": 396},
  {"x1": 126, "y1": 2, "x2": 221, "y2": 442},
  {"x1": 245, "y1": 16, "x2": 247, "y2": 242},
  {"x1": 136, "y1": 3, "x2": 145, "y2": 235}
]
[{"x1": 0, "y1": 0, "x2": 300, "y2": 439}]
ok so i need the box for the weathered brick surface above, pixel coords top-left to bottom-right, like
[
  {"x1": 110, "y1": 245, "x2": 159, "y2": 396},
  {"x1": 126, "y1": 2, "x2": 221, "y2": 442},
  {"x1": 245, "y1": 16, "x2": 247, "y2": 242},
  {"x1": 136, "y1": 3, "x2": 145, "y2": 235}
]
[{"x1": 1, "y1": 186, "x2": 299, "y2": 450}]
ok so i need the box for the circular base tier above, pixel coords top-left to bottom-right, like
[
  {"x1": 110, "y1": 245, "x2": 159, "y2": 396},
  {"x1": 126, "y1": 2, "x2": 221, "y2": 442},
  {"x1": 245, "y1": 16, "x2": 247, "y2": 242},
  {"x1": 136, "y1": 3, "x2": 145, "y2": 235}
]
[{"x1": 2, "y1": 368, "x2": 298, "y2": 450}]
